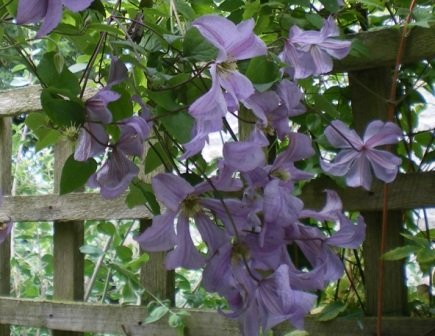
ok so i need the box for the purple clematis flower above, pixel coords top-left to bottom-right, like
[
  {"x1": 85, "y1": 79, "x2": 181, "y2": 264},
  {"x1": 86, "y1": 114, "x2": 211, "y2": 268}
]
[
  {"x1": 280, "y1": 17, "x2": 351, "y2": 79},
  {"x1": 0, "y1": 192, "x2": 13, "y2": 245},
  {"x1": 320, "y1": 120, "x2": 402, "y2": 190},
  {"x1": 74, "y1": 57, "x2": 128, "y2": 162},
  {"x1": 183, "y1": 15, "x2": 267, "y2": 158},
  {"x1": 135, "y1": 173, "x2": 231, "y2": 269},
  {"x1": 87, "y1": 147, "x2": 139, "y2": 199},
  {"x1": 16, "y1": 0, "x2": 94, "y2": 37}
]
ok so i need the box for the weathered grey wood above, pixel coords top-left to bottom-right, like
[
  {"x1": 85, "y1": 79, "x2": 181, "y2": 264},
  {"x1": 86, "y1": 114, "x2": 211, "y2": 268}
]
[
  {"x1": 349, "y1": 68, "x2": 407, "y2": 317},
  {"x1": 0, "y1": 298, "x2": 433, "y2": 336},
  {"x1": 140, "y1": 219, "x2": 175, "y2": 305},
  {"x1": 53, "y1": 141, "x2": 84, "y2": 336},
  {"x1": 0, "y1": 193, "x2": 152, "y2": 222},
  {"x1": 300, "y1": 171, "x2": 435, "y2": 211},
  {"x1": 0, "y1": 117, "x2": 12, "y2": 335},
  {"x1": 335, "y1": 24, "x2": 435, "y2": 72},
  {"x1": 0, "y1": 86, "x2": 97, "y2": 117}
]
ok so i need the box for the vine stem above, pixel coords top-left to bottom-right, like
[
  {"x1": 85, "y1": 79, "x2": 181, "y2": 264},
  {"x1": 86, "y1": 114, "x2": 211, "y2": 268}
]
[{"x1": 377, "y1": 1, "x2": 417, "y2": 335}]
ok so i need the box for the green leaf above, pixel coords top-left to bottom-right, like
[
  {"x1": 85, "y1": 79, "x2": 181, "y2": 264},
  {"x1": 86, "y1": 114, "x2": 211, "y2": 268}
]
[
  {"x1": 107, "y1": 86, "x2": 133, "y2": 122},
  {"x1": 382, "y1": 245, "x2": 418, "y2": 261},
  {"x1": 156, "y1": 109, "x2": 194, "y2": 144},
  {"x1": 80, "y1": 245, "x2": 104, "y2": 256},
  {"x1": 125, "y1": 253, "x2": 149, "y2": 271},
  {"x1": 144, "y1": 306, "x2": 169, "y2": 324},
  {"x1": 35, "y1": 129, "x2": 62, "y2": 152},
  {"x1": 416, "y1": 248, "x2": 435, "y2": 264},
  {"x1": 316, "y1": 301, "x2": 347, "y2": 322},
  {"x1": 244, "y1": 56, "x2": 280, "y2": 92},
  {"x1": 218, "y1": 0, "x2": 243, "y2": 11},
  {"x1": 313, "y1": 94, "x2": 340, "y2": 119},
  {"x1": 148, "y1": 90, "x2": 181, "y2": 111},
  {"x1": 37, "y1": 52, "x2": 80, "y2": 95},
  {"x1": 41, "y1": 88, "x2": 86, "y2": 127},
  {"x1": 25, "y1": 112, "x2": 49, "y2": 135},
  {"x1": 97, "y1": 222, "x2": 116, "y2": 236},
  {"x1": 168, "y1": 313, "x2": 184, "y2": 328},
  {"x1": 116, "y1": 246, "x2": 133, "y2": 262},
  {"x1": 183, "y1": 27, "x2": 218, "y2": 61},
  {"x1": 60, "y1": 155, "x2": 97, "y2": 195},
  {"x1": 126, "y1": 180, "x2": 160, "y2": 215}
]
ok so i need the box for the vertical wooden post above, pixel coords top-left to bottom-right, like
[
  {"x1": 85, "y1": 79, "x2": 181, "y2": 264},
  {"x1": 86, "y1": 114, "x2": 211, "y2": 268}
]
[
  {"x1": 0, "y1": 117, "x2": 12, "y2": 336},
  {"x1": 349, "y1": 68, "x2": 407, "y2": 316},
  {"x1": 53, "y1": 140, "x2": 84, "y2": 336},
  {"x1": 140, "y1": 219, "x2": 175, "y2": 304},
  {"x1": 139, "y1": 142, "x2": 175, "y2": 304}
]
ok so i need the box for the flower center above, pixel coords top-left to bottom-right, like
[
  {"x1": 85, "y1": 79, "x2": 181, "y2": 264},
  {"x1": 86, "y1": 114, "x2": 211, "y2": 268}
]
[
  {"x1": 271, "y1": 169, "x2": 290, "y2": 181},
  {"x1": 180, "y1": 195, "x2": 202, "y2": 217},
  {"x1": 217, "y1": 60, "x2": 238, "y2": 76}
]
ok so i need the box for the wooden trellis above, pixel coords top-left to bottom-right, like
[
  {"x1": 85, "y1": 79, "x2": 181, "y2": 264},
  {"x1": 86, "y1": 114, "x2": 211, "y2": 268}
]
[{"x1": 0, "y1": 24, "x2": 434, "y2": 336}]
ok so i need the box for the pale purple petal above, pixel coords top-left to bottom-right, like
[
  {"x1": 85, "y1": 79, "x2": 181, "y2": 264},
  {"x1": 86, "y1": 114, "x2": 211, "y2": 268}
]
[
  {"x1": 107, "y1": 57, "x2": 129, "y2": 87},
  {"x1": 74, "y1": 122, "x2": 108, "y2": 161},
  {"x1": 134, "y1": 211, "x2": 177, "y2": 251},
  {"x1": 327, "y1": 214, "x2": 366, "y2": 248},
  {"x1": 311, "y1": 46, "x2": 334, "y2": 74},
  {"x1": 62, "y1": 0, "x2": 93, "y2": 12},
  {"x1": 320, "y1": 149, "x2": 359, "y2": 176},
  {"x1": 321, "y1": 39, "x2": 352, "y2": 59},
  {"x1": 88, "y1": 149, "x2": 138, "y2": 199},
  {"x1": 366, "y1": 149, "x2": 401, "y2": 183},
  {"x1": 36, "y1": 0, "x2": 63, "y2": 37},
  {"x1": 85, "y1": 89, "x2": 119, "y2": 124},
  {"x1": 244, "y1": 91, "x2": 280, "y2": 126},
  {"x1": 217, "y1": 69, "x2": 255, "y2": 103},
  {"x1": 117, "y1": 115, "x2": 151, "y2": 157},
  {"x1": 346, "y1": 154, "x2": 372, "y2": 190},
  {"x1": 152, "y1": 173, "x2": 194, "y2": 212},
  {"x1": 165, "y1": 215, "x2": 205, "y2": 269},
  {"x1": 274, "y1": 132, "x2": 314, "y2": 166},
  {"x1": 189, "y1": 65, "x2": 227, "y2": 120},
  {"x1": 363, "y1": 120, "x2": 402, "y2": 147},
  {"x1": 300, "y1": 189, "x2": 343, "y2": 221},
  {"x1": 324, "y1": 120, "x2": 362, "y2": 149},
  {"x1": 16, "y1": 0, "x2": 48, "y2": 24},
  {"x1": 194, "y1": 213, "x2": 226, "y2": 254},
  {"x1": 227, "y1": 19, "x2": 267, "y2": 60},
  {"x1": 223, "y1": 140, "x2": 265, "y2": 172}
]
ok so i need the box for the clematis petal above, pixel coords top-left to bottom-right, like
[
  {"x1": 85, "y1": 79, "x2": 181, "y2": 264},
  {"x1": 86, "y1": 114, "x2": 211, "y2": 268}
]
[
  {"x1": 117, "y1": 115, "x2": 151, "y2": 157},
  {"x1": 324, "y1": 120, "x2": 363, "y2": 149},
  {"x1": 165, "y1": 215, "x2": 205, "y2": 269},
  {"x1": 85, "y1": 89, "x2": 119, "y2": 124},
  {"x1": 16, "y1": 0, "x2": 48, "y2": 24},
  {"x1": 300, "y1": 189, "x2": 343, "y2": 221},
  {"x1": 327, "y1": 214, "x2": 366, "y2": 248},
  {"x1": 320, "y1": 149, "x2": 359, "y2": 176},
  {"x1": 74, "y1": 122, "x2": 108, "y2": 161},
  {"x1": 244, "y1": 91, "x2": 280, "y2": 126},
  {"x1": 134, "y1": 211, "x2": 177, "y2": 251},
  {"x1": 217, "y1": 69, "x2": 255, "y2": 103},
  {"x1": 311, "y1": 46, "x2": 334, "y2": 74},
  {"x1": 107, "y1": 56, "x2": 129, "y2": 87},
  {"x1": 366, "y1": 149, "x2": 401, "y2": 183},
  {"x1": 227, "y1": 19, "x2": 267, "y2": 61},
  {"x1": 152, "y1": 173, "x2": 194, "y2": 211},
  {"x1": 88, "y1": 148, "x2": 138, "y2": 199},
  {"x1": 346, "y1": 154, "x2": 372, "y2": 190},
  {"x1": 36, "y1": 0, "x2": 63, "y2": 37},
  {"x1": 363, "y1": 120, "x2": 402, "y2": 147},
  {"x1": 62, "y1": 0, "x2": 94, "y2": 12},
  {"x1": 194, "y1": 213, "x2": 227, "y2": 254}
]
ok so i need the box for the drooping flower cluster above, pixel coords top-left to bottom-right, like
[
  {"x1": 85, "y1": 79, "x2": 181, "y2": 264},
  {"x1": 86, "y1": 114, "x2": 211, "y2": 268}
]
[
  {"x1": 136, "y1": 131, "x2": 366, "y2": 335},
  {"x1": 74, "y1": 58, "x2": 153, "y2": 199},
  {"x1": 183, "y1": 15, "x2": 268, "y2": 158},
  {"x1": 16, "y1": 0, "x2": 94, "y2": 37}
]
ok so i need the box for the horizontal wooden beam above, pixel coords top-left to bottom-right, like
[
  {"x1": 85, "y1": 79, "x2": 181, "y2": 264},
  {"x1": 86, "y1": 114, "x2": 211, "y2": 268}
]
[
  {"x1": 0, "y1": 297, "x2": 433, "y2": 336},
  {"x1": 301, "y1": 171, "x2": 435, "y2": 212},
  {"x1": 0, "y1": 193, "x2": 151, "y2": 222},
  {"x1": 335, "y1": 24, "x2": 435, "y2": 72},
  {"x1": 1, "y1": 26, "x2": 434, "y2": 117},
  {"x1": 0, "y1": 86, "x2": 97, "y2": 117}
]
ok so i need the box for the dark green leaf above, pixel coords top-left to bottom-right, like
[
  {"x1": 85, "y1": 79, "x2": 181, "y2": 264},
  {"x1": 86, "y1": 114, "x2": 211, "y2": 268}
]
[
  {"x1": 107, "y1": 86, "x2": 133, "y2": 121},
  {"x1": 144, "y1": 306, "x2": 169, "y2": 324},
  {"x1": 97, "y1": 222, "x2": 116, "y2": 236},
  {"x1": 317, "y1": 301, "x2": 347, "y2": 321},
  {"x1": 183, "y1": 27, "x2": 218, "y2": 61},
  {"x1": 115, "y1": 246, "x2": 133, "y2": 262},
  {"x1": 60, "y1": 155, "x2": 97, "y2": 195},
  {"x1": 244, "y1": 56, "x2": 280, "y2": 92},
  {"x1": 35, "y1": 129, "x2": 62, "y2": 151},
  {"x1": 126, "y1": 180, "x2": 160, "y2": 215},
  {"x1": 41, "y1": 88, "x2": 86, "y2": 127},
  {"x1": 382, "y1": 245, "x2": 418, "y2": 261},
  {"x1": 37, "y1": 52, "x2": 80, "y2": 95}
]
